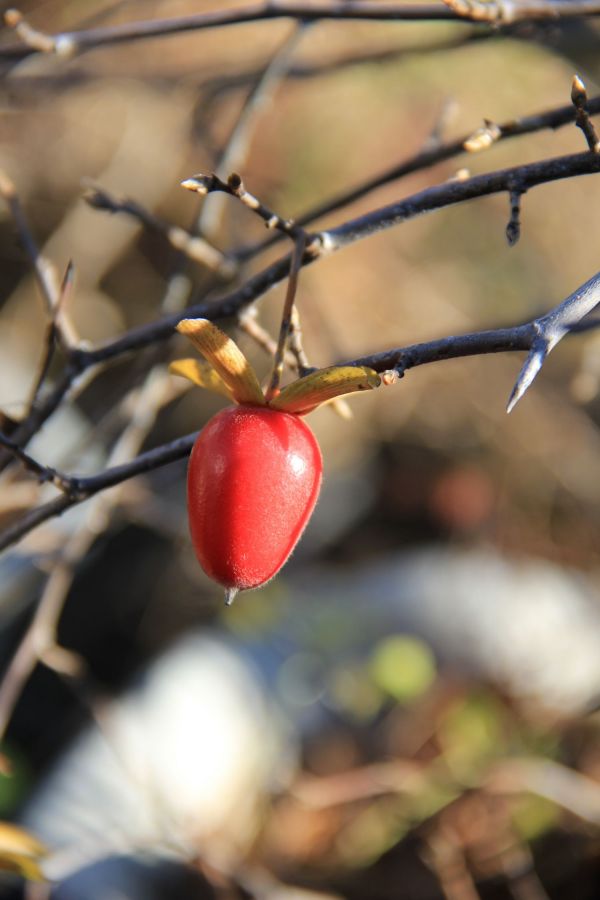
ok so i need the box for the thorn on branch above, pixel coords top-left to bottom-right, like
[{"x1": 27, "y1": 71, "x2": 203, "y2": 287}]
[
  {"x1": 507, "y1": 268, "x2": 600, "y2": 411},
  {"x1": 571, "y1": 74, "x2": 600, "y2": 153},
  {"x1": 506, "y1": 339, "x2": 548, "y2": 413},
  {"x1": 506, "y1": 186, "x2": 523, "y2": 246}
]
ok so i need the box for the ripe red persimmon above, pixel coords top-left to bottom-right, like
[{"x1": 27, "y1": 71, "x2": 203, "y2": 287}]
[{"x1": 187, "y1": 405, "x2": 322, "y2": 599}]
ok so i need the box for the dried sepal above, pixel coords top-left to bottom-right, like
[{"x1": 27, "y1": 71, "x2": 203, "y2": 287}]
[
  {"x1": 270, "y1": 366, "x2": 381, "y2": 415},
  {"x1": 176, "y1": 318, "x2": 265, "y2": 406},
  {"x1": 0, "y1": 821, "x2": 48, "y2": 882},
  {"x1": 169, "y1": 358, "x2": 234, "y2": 401}
]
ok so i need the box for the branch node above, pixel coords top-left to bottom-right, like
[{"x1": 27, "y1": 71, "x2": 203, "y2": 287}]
[
  {"x1": 381, "y1": 369, "x2": 401, "y2": 386},
  {"x1": 4, "y1": 8, "x2": 60, "y2": 54},
  {"x1": 463, "y1": 119, "x2": 502, "y2": 153}
]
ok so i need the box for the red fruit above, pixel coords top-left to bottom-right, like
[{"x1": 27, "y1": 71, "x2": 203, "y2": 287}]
[{"x1": 187, "y1": 405, "x2": 322, "y2": 595}]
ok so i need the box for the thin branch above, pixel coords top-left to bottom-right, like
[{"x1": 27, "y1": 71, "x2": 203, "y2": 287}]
[
  {"x1": 235, "y1": 93, "x2": 600, "y2": 261},
  {"x1": 83, "y1": 184, "x2": 234, "y2": 276},
  {"x1": 0, "y1": 368, "x2": 188, "y2": 738},
  {"x1": 0, "y1": 170, "x2": 66, "y2": 322},
  {"x1": 571, "y1": 75, "x2": 600, "y2": 153},
  {"x1": 4, "y1": 142, "x2": 600, "y2": 479},
  {"x1": 0, "y1": 3, "x2": 467, "y2": 63},
  {"x1": 5, "y1": 279, "x2": 600, "y2": 555},
  {"x1": 45, "y1": 148, "x2": 600, "y2": 373},
  {"x1": 0, "y1": 433, "x2": 197, "y2": 553},
  {"x1": 321, "y1": 150, "x2": 600, "y2": 250},
  {"x1": 197, "y1": 22, "x2": 307, "y2": 241},
  {"x1": 0, "y1": 431, "x2": 61, "y2": 485},
  {"x1": 27, "y1": 260, "x2": 77, "y2": 411},
  {"x1": 266, "y1": 232, "x2": 307, "y2": 401},
  {"x1": 183, "y1": 172, "x2": 307, "y2": 243},
  {"x1": 0, "y1": 366, "x2": 81, "y2": 474}
]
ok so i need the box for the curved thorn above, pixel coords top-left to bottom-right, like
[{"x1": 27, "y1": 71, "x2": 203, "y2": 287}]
[{"x1": 506, "y1": 340, "x2": 548, "y2": 413}]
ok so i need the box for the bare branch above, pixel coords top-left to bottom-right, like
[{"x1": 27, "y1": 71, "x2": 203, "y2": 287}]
[
  {"x1": 236, "y1": 93, "x2": 600, "y2": 261},
  {"x1": 80, "y1": 151, "x2": 600, "y2": 368},
  {"x1": 571, "y1": 75, "x2": 600, "y2": 153},
  {"x1": 321, "y1": 150, "x2": 600, "y2": 250},
  {"x1": 197, "y1": 22, "x2": 307, "y2": 241},
  {"x1": 183, "y1": 172, "x2": 307, "y2": 243},
  {"x1": 83, "y1": 184, "x2": 234, "y2": 276},
  {"x1": 266, "y1": 232, "x2": 308, "y2": 401},
  {"x1": 6, "y1": 260, "x2": 600, "y2": 553},
  {"x1": 0, "y1": 432, "x2": 197, "y2": 553},
  {"x1": 0, "y1": 3, "x2": 464, "y2": 63},
  {"x1": 0, "y1": 169, "x2": 62, "y2": 319},
  {"x1": 3, "y1": 139, "x2": 599, "y2": 485}
]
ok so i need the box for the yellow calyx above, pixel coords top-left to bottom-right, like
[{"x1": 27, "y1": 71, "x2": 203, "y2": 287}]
[
  {"x1": 170, "y1": 317, "x2": 381, "y2": 414},
  {"x1": 0, "y1": 821, "x2": 48, "y2": 882}
]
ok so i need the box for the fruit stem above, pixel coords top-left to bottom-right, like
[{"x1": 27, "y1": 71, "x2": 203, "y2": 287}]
[
  {"x1": 265, "y1": 231, "x2": 307, "y2": 402},
  {"x1": 224, "y1": 587, "x2": 239, "y2": 607}
]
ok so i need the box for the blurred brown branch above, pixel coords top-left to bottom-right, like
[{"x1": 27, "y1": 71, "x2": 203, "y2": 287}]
[{"x1": 1, "y1": 3, "x2": 462, "y2": 64}]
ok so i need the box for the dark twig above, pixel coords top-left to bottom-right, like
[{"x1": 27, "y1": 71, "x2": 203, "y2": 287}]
[
  {"x1": 0, "y1": 366, "x2": 81, "y2": 474},
  {"x1": 0, "y1": 430, "x2": 60, "y2": 485},
  {"x1": 5, "y1": 260, "x2": 600, "y2": 554},
  {"x1": 0, "y1": 433, "x2": 198, "y2": 553},
  {"x1": 571, "y1": 75, "x2": 600, "y2": 153},
  {"x1": 321, "y1": 150, "x2": 600, "y2": 250},
  {"x1": 235, "y1": 93, "x2": 600, "y2": 262},
  {"x1": 0, "y1": 3, "x2": 468, "y2": 63},
  {"x1": 3, "y1": 143, "x2": 599, "y2": 479},
  {"x1": 57, "y1": 148, "x2": 600, "y2": 372},
  {"x1": 182, "y1": 172, "x2": 306, "y2": 243},
  {"x1": 28, "y1": 261, "x2": 76, "y2": 410}
]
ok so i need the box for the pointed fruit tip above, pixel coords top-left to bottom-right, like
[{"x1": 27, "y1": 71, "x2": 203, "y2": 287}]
[{"x1": 224, "y1": 587, "x2": 239, "y2": 607}]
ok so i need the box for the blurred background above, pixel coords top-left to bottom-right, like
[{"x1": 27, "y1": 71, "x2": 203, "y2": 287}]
[{"x1": 1, "y1": 1, "x2": 600, "y2": 897}]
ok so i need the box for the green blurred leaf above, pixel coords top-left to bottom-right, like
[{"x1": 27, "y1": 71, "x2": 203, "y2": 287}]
[
  {"x1": 369, "y1": 635, "x2": 436, "y2": 704},
  {"x1": 512, "y1": 794, "x2": 559, "y2": 841},
  {"x1": 439, "y1": 693, "x2": 505, "y2": 778},
  {"x1": 328, "y1": 664, "x2": 384, "y2": 721},
  {"x1": 0, "y1": 746, "x2": 30, "y2": 816}
]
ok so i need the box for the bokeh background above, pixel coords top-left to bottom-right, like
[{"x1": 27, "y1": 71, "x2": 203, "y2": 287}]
[{"x1": 1, "y1": 1, "x2": 600, "y2": 897}]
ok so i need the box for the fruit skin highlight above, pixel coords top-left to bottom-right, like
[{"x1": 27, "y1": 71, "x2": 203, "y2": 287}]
[{"x1": 187, "y1": 405, "x2": 322, "y2": 592}]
